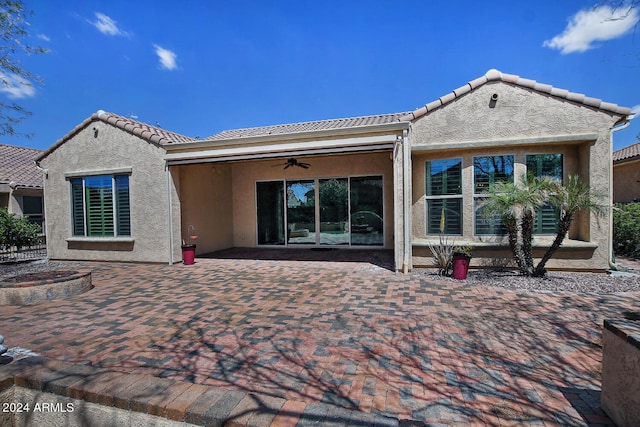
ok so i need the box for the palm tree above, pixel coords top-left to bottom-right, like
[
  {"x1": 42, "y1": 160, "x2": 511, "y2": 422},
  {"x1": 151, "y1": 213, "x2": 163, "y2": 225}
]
[
  {"x1": 482, "y1": 174, "x2": 603, "y2": 277},
  {"x1": 481, "y1": 175, "x2": 553, "y2": 276},
  {"x1": 533, "y1": 175, "x2": 607, "y2": 276}
]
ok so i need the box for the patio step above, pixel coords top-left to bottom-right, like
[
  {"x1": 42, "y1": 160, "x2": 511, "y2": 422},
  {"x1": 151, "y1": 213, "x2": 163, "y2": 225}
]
[{"x1": 0, "y1": 356, "x2": 400, "y2": 426}]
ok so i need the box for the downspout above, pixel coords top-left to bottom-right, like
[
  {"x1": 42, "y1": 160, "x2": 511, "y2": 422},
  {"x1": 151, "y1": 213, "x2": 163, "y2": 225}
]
[
  {"x1": 34, "y1": 161, "x2": 47, "y2": 176},
  {"x1": 34, "y1": 161, "x2": 48, "y2": 242},
  {"x1": 609, "y1": 119, "x2": 631, "y2": 270},
  {"x1": 402, "y1": 129, "x2": 411, "y2": 273},
  {"x1": 166, "y1": 163, "x2": 174, "y2": 265},
  {"x1": 393, "y1": 139, "x2": 400, "y2": 271}
]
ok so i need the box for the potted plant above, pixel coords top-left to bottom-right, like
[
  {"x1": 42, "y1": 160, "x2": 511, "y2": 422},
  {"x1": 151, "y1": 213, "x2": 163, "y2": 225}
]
[
  {"x1": 181, "y1": 225, "x2": 198, "y2": 265},
  {"x1": 452, "y1": 245, "x2": 473, "y2": 280}
]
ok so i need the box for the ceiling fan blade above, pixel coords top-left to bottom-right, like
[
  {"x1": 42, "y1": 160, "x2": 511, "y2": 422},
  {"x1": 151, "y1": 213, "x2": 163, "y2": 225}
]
[{"x1": 298, "y1": 164, "x2": 309, "y2": 169}]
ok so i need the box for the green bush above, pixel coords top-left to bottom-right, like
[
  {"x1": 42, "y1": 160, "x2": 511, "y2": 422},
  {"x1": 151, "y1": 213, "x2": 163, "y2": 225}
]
[
  {"x1": 613, "y1": 203, "x2": 640, "y2": 259},
  {"x1": 0, "y1": 208, "x2": 42, "y2": 250}
]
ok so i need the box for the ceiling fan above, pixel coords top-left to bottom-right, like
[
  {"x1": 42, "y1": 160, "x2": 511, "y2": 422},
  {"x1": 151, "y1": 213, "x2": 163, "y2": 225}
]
[{"x1": 274, "y1": 158, "x2": 311, "y2": 169}]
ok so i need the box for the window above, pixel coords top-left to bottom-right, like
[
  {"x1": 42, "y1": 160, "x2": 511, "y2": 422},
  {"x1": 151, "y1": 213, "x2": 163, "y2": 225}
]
[
  {"x1": 474, "y1": 155, "x2": 514, "y2": 235},
  {"x1": 425, "y1": 158, "x2": 462, "y2": 234},
  {"x1": 527, "y1": 154, "x2": 563, "y2": 234},
  {"x1": 22, "y1": 196, "x2": 44, "y2": 230},
  {"x1": 70, "y1": 175, "x2": 131, "y2": 237}
]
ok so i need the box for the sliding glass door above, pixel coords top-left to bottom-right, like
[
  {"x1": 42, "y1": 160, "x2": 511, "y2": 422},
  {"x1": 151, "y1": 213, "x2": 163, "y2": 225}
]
[
  {"x1": 350, "y1": 176, "x2": 384, "y2": 246},
  {"x1": 287, "y1": 180, "x2": 316, "y2": 244},
  {"x1": 256, "y1": 176, "x2": 383, "y2": 247},
  {"x1": 257, "y1": 181, "x2": 285, "y2": 245},
  {"x1": 319, "y1": 178, "x2": 349, "y2": 245}
]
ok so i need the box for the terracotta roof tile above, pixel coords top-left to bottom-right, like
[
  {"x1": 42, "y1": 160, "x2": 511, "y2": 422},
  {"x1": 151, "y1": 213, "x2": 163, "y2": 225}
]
[
  {"x1": 94, "y1": 111, "x2": 194, "y2": 145},
  {"x1": 37, "y1": 110, "x2": 195, "y2": 162},
  {"x1": 613, "y1": 141, "x2": 640, "y2": 163},
  {"x1": 400, "y1": 69, "x2": 631, "y2": 121},
  {"x1": 0, "y1": 144, "x2": 43, "y2": 189},
  {"x1": 204, "y1": 112, "x2": 409, "y2": 141},
  {"x1": 38, "y1": 69, "x2": 632, "y2": 158}
]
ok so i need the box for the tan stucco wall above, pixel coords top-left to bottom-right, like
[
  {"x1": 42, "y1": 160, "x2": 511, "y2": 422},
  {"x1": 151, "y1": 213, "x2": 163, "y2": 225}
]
[
  {"x1": 177, "y1": 163, "x2": 234, "y2": 255},
  {"x1": 601, "y1": 327, "x2": 640, "y2": 427},
  {"x1": 39, "y1": 121, "x2": 180, "y2": 263},
  {"x1": 409, "y1": 81, "x2": 620, "y2": 271},
  {"x1": 229, "y1": 151, "x2": 395, "y2": 249},
  {"x1": 6, "y1": 188, "x2": 43, "y2": 216},
  {"x1": 613, "y1": 159, "x2": 640, "y2": 203}
]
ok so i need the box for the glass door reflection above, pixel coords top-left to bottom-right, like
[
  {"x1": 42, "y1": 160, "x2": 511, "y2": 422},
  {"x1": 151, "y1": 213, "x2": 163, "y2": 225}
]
[
  {"x1": 286, "y1": 180, "x2": 316, "y2": 244},
  {"x1": 319, "y1": 178, "x2": 348, "y2": 245}
]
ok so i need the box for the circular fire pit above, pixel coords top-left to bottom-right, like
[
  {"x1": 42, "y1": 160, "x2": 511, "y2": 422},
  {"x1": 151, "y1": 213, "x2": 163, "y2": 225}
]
[{"x1": 0, "y1": 270, "x2": 92, "y2": 305}]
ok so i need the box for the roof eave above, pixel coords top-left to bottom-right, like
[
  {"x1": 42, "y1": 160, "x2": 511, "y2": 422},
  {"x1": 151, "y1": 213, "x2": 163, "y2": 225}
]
[
  {"x1": 36, "y1": 110, "x2": 193, "y2": 165},
  {"x1": 9, "y1": 184, "x2": 43, "y2": 191},
  {"x1": 403, "y1": 69, "x2": 632, "y2": 122},
  {"x1": 164, "y1": 120, "x2": 410, "y2": 151},
  {"x1": 613, "y1": 156, "x2": 640, "y2": 165}
]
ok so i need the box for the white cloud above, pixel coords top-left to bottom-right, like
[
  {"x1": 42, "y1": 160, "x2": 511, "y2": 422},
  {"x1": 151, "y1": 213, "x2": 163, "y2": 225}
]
[
  {"x1": 37, "y1": 33, "x2": 50, "y2": 42},
  {"x1": 153, "y1": 44, "x2": 178, "y2": 70},
  {"x1": 89, "y1": 12, "x2": 130, "y2": 37},
  {"x1": 630, "y1": 104, "x2": 640, "y2": 119},
  {"x1": 0, "y1": 73, "x2": 35, "y2": 99},
  {"x1": 543, "y1": 5, "x2": 639, "y2": 54}
]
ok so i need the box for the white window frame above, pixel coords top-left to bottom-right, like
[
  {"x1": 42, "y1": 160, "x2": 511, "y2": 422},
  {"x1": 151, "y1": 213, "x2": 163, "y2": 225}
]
[
  {"x1": 425, "y1": 158, "x2": 463, "y2": 236},
  {"x1": 69, "y1": 173, "x2": 131, "y2": 238},
  {"x1": 473, "y1": 154, "x2": 515, "y2": 236}
]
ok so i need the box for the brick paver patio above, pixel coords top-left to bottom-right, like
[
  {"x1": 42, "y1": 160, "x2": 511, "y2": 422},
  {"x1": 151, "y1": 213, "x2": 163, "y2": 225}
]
[{"x1": 2, "y1": 250, "x2": 638, "y2": 425}]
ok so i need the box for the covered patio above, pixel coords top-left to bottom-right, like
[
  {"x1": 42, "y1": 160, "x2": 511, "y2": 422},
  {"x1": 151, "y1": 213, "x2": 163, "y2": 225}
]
[{"x1": 171, "y1": 149, "x2": 403, "y2": 265}]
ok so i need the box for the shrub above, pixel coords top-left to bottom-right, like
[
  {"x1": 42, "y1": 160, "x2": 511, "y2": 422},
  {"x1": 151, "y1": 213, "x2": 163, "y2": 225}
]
[
  {"x1": 0, "y1": 208, "x2": 42, "y2": 250},
  {"x1": 613, "y1": 202, "x2": 640, "y2": 259},
  {"x1": 428, "y1": 234, "x2": 456, "y2": 276}
]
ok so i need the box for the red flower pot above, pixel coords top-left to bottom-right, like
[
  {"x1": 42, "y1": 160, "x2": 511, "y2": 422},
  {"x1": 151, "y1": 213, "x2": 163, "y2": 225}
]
[
  {"x1": 452, "y1": 252, "x2": 471, "y2": 280},
  {"x1": 181, "y1": 244, "x2": 196, "y2": 265}
]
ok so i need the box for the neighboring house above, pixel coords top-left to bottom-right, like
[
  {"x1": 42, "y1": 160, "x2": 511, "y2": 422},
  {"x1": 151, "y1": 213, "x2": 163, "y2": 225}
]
[
  {"x1": 0, "y1": 144, "x2": 45, "y2": 229},
  {"x1": 36, "y1": 69, "x2": 631, "y2": 272},
  {"x1": 613, "y1": 141, "x2": 640, "y2": 203}
]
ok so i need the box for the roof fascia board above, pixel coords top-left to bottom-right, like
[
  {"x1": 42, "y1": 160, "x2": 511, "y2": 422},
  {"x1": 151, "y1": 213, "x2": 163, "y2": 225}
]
[
  {"x1": 167, "y1": 144, "x2": 394, "y2": 166},
  {"x1": 8, "y1": 184, "x2": 42, "y2": 190},
  {"x1": 165, "y1": 134, "x2": 399, "y2": 163},
  {"x1": 613, "y1": 156, "x2": 640, "y2": 166},
  {"x1": 165, "y1": 121, "x2": 409, "y2": 151},
  {"x1": 412, "y1": 133, "x2": 599, "y2": 152}
]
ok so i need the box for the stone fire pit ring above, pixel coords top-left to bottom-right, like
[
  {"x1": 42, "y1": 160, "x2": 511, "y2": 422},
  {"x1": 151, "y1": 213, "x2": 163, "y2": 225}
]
[{"x1": 0, "y1": 270, "x2": 92, "y2": 305}]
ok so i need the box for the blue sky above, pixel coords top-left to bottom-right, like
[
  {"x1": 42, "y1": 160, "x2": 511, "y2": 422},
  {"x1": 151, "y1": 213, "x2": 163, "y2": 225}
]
[{"x1": 5, "y1": 0, "x2": 640, "y2": 151}]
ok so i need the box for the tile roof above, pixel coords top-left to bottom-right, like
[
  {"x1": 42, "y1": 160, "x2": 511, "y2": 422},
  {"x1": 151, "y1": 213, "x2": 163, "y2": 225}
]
[
  {"x1": 613, "y1": 141, "x2": 640, "y2": 163},
  {"x1": 201, "y1": 69, "x2": 630, "y2": 143},
  {"x1": 205, "y1": 112, "x2": 410, "y2": 141},
  {"x1": 400, "y1": 69, "x2": 632, "y2": 121},
  {"x1": 38, "y1": 69, "x2": 633, "y2": 159},
  {"x1": 0, "y1": 144, "x2": 44, "y2": 189},
  {"x1": 92, "y1": 111, "x2": 195, "y2": 145},
  {"x1": 37, "y1": 110, "x2": 195, "y2": 162}
]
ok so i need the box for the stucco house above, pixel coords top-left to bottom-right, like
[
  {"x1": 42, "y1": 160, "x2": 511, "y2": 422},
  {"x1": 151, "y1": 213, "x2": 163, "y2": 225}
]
[
  {"x1": 35, "y1": 70, "x2": 631, "y2": 272},
  {"x1": 0, "y1": 144, "x2": 45, "y2": 229},
  {"x1": 613, "y1": 141, "x2": 640, "y2": 203}
]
